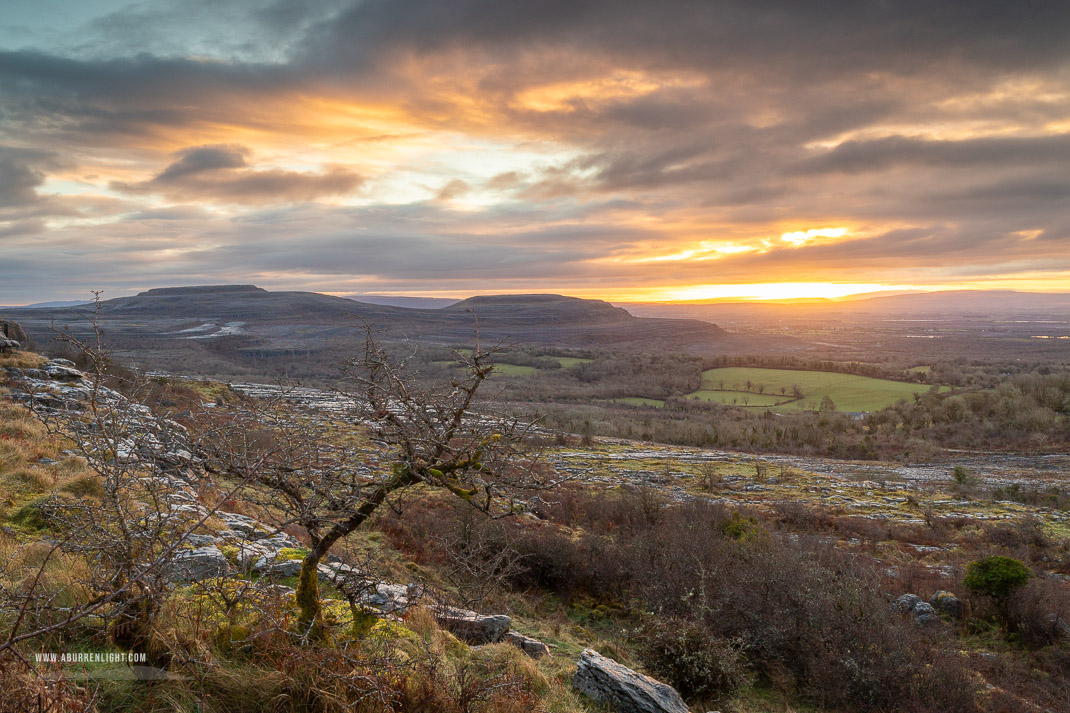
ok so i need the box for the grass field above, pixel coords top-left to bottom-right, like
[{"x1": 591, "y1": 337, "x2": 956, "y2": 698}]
[
  {"x1": 608, "y1": 396, "x2": 665, "y2": 407},
  {"x1": 552, "y1": 356, "x2": 592, "y2": 367},
  {"x1": 490, "y1": 363, "x2": 537, "y2": 376},
  {"x1": 693, "y1": 367, "x2": 943, "y2": 413},
  {"x1": 686, "y1": 390, "x2": 788, "y2": 407}
]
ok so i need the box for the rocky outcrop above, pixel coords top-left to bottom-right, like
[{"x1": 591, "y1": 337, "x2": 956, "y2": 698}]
[
  {"x1": 434, "y1": 605, "x2": 512, "y2": 644},
  {"x1": 0, "y1": 319, "x2": 29, "y2": 347},
  {"x1": 170, "y1": 545, "x2": 229, "y2": 581},
  {"x1": 505, "y1": 631, "x2": 551, "y2": 659},
  {"x1": 895, "y1": 593, "x2": 942, "y2": 625},
  {"x1": 929, "y1": 590, "x2": 963, "y2": 618},
  {"x1": 573, "y1": 649, "x2": 688, "y2": 713}
]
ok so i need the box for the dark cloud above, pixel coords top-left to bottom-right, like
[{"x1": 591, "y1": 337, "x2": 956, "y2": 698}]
[
  {"x1": 155, "y1": 145, "x2": 250, "y2": 182},
  {"x1": 112, "y1": 144, "x2": 363, "y2": 204},
  {"x1": 795, "y1": 135, "x2": 1070, "y2": 174}
]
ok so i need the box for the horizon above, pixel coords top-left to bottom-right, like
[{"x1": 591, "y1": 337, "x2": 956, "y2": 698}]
[
  {"x1": 6, "y1": 283, "x2": 1070, "y2": 309},
  {"x1": 2, "y1": 2, "x2": 1070, "y2": 303}
]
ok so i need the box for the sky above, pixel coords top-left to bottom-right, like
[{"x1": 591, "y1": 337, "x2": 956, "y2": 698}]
[{"x1": 2, "y1": 0, "x2": 1070, "y2": 304}]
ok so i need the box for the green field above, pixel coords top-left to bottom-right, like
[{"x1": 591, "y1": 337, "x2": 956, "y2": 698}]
[
  {"x1": 490, "y1": 363, "x2": 537, "y2": 376},
  {"x1": 693, "y1": 367, "x2": 943, "y2": 413},
  {"x1": 552, "y1": 356, "x2": 592, "y2": 367},
  {"x1": 686, "y1": 390, "x2": 787, "y2": 406},
  {"x1": 608, "y1": 396, "x2": 665, "y2": 407}
]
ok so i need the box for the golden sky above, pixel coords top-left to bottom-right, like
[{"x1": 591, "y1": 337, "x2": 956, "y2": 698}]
[{"x1": 2, "y1": 0, "x2": 1070, "y2": 303}]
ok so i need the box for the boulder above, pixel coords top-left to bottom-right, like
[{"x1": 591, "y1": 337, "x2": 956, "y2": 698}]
[
  {"x1": 894, "y1": 593, "x2": 921, "y2": 613},
  {"x1": 0, "y1": 319, "x2": 29, "y2": 344},
  {"x1": 505, "y1": 631, "x2": 551, "y2": 659},
  {"x1": 259, "y1": 559, "x2": 303, "y2": 578},
  {"x1": 0, "y1": 337, "x2": 20, "y2": 353},
  {"x1": 573, "y1": 649, "x2": 688, "y2": 713},
  {"x1": 434, "y1": 605, "x2": 511, "y2": 644},
  {"x1": 359, "y1": 581, "x2": 413, "y2": 613},
  {"x1": 44, "y1": 363, "x2": 85, "y2": 381},
  {"x1": 170, "y1": 545, "x2": 229, "y2": 581},
  {"x1": 929, "y1": 590, "x2": 963, "y2": 618},
  {"x1": 912, "y1": 601, "x2": 939, "y2": 625}
]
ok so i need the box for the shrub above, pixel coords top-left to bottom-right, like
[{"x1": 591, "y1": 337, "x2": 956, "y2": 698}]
[
  {"x1": 637, "y1": 617, "x2": 752, "y2": 702},
  {"x1": 964, "y1": 556, "x2": 1031, "y2": 598}
]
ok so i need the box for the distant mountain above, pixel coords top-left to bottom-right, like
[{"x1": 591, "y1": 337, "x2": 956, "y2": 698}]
[
  {"x1": 343, "y1": 294, "x2": 460, "y2": 309},
  {"x1": 0, "y1": 299, "x2": 92, "y2": 309},
  {"x1": 619, "y1": 290, "x2": 1070, "y2": 321},
  {"x1": 2, "y1": 286, "x2": 801, "y2": 370},
  {"x1": 846, "y1": 290, "x2": 1070, "y2": 314}
]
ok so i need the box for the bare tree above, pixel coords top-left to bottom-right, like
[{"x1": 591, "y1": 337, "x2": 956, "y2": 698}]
[
  {"x1": 1, "y1": 303, "x2": 257, "y2": 683},
  {"x1": 199, "y1": 331, "x2": 564, "y2": 638}
]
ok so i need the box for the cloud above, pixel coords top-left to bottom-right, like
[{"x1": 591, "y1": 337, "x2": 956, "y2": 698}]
[
  {"x1": 794, "y1": 135, "x2": 1070, "y2": 175},
  {"x1": 2, "y1": 0, "x2": 1070, "y2": 302},
  {"x1": 112, "y1": 144, "x2": 363, "y2": 204}
]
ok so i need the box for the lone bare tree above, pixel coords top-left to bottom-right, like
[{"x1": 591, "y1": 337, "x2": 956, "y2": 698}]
[{"x1": 200, "y1": 331, "x2": 562, "y2": 637}]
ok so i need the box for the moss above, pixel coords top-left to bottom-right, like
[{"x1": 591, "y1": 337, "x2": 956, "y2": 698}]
[
  {"x1": 219, "y1": 544, "x2": 240, "y2": 564},
  {"x1": 294, "y1": 557, "x2": 324, "y2": 639},
  {"x1": 9, "y1": 496, "x2": 49, "y2": 530},
  {"x1": 276, "y1": 547, "x2": 309, "y2": 561}
]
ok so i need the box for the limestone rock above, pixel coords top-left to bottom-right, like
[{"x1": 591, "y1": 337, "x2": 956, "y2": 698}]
[
  {"x1": 170, "y1": 545, "x2": 229, "y2": 581},
  {"x1": 929, "y1": 590, "x2": 963, "y2": 617},
  {"x1": 912, "y1": 601, "x2": 939, "y2": 625},
  {"x1": 434, "y1": 605, "x2": 511, "y2": 644},
  {"x1": 258, "y1": 559, "x2": 303, "y2": 578},
  {"x1": 44, "y1": 363, "x2": 85, "y2": 381},
  {"x1": 0, "y1": 337, "x2": 20, "y2": 353},
  {"x1": 894, "y1": 593, "x2": 921, "y2": 613},
  {"x1": 573, "y1": 649, "x2": 688, "y2": 713},
  {"x1": 505, "y1": 631, "x2": 551, "y2": 659},
  {"x1": 0, "y1": 319, "x2": 29, "y2": 345}
]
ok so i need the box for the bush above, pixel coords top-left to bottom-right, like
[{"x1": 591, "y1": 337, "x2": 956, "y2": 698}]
[
  {"x1": 637, "y1": 617, "x2": 752, "y2": 702},
  {"x1": 964, "y1": 556, "x2": 1031, "y2": 598},
  {"x1": 1007, "y1": 578, "x2": 1070, "y2": 648}
]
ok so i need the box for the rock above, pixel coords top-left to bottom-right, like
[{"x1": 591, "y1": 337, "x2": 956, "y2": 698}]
[
  {"x1": 0, "y1": 337, "x2": 20, "y2": 353},
  {"x1": 894, "y1": 593, "x2": 921, "y2": 613},
  {"x1": 155, "y1": 449, "x2": 194, "y2": 467},
  {"x1": 217, "y1": 511, "x2": 271, "y2": 539},
  {"x1": 505, "y1": 631, "x2": 551, "y2": 659},
  {"x1": 573, "y1": 649, "x2": 688, "y2": 713},
  {"x1": 44, "y1": 363, "x2": 85, "y2": 381},
  {"x1": 434, "y1": 605, "x2": 511, "y2": 644},
  {"x1": 360, "y1": 582, "x2": 413, "y2": 613},
  {"x1": 0, "y1": 319, "x2": 29, "y2": 346},
  {"x1": 170, "y1": 545, "x2": 229, "y2": 581},
  {"x1": 912, "y1": 601, "x2": 939, "y2": 625},
  {"x1": 50, "y1": 358, "x2": 75, "y2": 367},
  {"x1": 260, "y1": 559, "x2": 303, "y2": 578},
  {"x1": 929, "y1": 590, "x2": 963, "y2": 618}
]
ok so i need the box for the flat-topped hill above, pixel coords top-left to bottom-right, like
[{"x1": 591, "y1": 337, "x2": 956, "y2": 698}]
[
  {"x1": 444, "y1": 294, "x2": 633, "y2": 325},
  {"x1": 1, "y1": 286, "x2": 803, "y2": 372}
]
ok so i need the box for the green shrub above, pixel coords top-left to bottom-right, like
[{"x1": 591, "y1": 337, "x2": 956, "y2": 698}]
[
  {"x1": 952, "y1": 465, "x2": 978, "y2": 487},
  {"x1": 964, "y1": 556, "x2": 1031, "y2": 598},
  {"x1": 637, "y1": 617, "x2": 752, "y2": 703}
]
